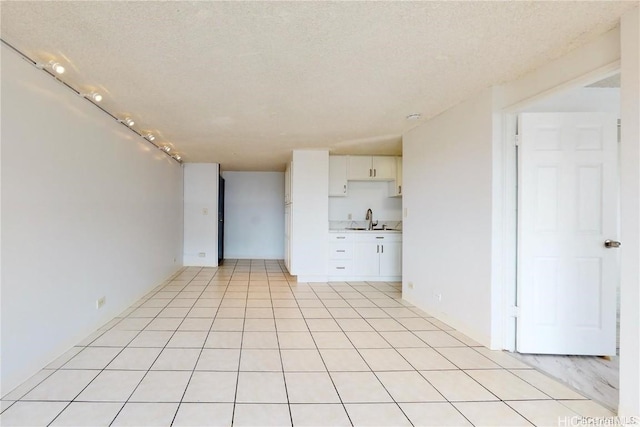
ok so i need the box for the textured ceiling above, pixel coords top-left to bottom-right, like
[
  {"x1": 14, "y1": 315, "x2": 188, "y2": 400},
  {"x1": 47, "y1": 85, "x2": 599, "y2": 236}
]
[{"x1": 1, "y1": 1, "x2": 635, "y2": 171}]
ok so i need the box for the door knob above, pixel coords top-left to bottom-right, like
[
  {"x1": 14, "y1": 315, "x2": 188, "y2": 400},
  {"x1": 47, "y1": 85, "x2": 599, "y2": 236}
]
[{"x1": 604, "y1": 240, "x2": 621, "y2": 248}]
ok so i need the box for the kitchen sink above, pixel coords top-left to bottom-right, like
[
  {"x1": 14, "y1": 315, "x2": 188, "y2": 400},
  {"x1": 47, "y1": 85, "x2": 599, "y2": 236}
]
[{"x1": 343, "y1": 227, "x2": 399, "y2": 231}]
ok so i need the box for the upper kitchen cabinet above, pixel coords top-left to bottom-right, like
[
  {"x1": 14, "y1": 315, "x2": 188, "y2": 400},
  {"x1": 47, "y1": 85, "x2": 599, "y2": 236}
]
[
  {"x1": 389, "y1": 157, "x2": 403, "y2": 197},
  {"x1": 347, "y1": 156, "x2": 396, "y2": 181},
  {"x1": 328, "y1": 156, "x2": 348, "y2": 197}
]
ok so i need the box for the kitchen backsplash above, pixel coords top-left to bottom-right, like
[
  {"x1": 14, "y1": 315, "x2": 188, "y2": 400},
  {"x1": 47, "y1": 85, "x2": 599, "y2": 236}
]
[
  {"x1": 329, "y1": 220, "x2": 402, "y2": 231},
  {"x1": 328, "y1": 181, "x2": 402, "y2": 221}
]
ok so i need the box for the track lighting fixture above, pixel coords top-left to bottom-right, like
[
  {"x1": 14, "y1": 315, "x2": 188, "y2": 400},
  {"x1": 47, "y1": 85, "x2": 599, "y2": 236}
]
[
  {"x1": 49, "y1": 60, "x2": 65, "y2": 74},
  {"x1": 82, "y1": 92, "x2": 102, "y2": 102},
  {"x1": 2, "y1": 40, "x2": 184, "y2": 164}
]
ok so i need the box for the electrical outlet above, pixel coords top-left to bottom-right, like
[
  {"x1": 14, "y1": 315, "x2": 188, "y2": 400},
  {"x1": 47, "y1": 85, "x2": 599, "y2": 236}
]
[
  {"x1": 348, "y1": 213, "x2": 352, "y2": 220},
  {"x1": 96, "y1": 296, "x2": 106, "y2": 309},
  {"x1": 436, "y1": 293, "x2": 442, "y2": 302},
  {"x1": 408, "y1": 282, "x2": 414, "y2": 289},
  {"x1": 198, "y1": 252, "x2": 206, "y2": 258}
]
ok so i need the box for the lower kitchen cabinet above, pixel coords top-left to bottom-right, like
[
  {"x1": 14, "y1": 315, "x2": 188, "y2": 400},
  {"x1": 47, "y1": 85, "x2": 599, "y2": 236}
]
[
  {"x1": 328, "y1": 233, "x2": 354, "y2": 276},
  {"x1": 354, "y1": 235, "x2": 402, "y2": 277},
  {"x1": 329, "y1": 232, "x2": 401, "y2": 280},
  {"x1": 379, "y1": 241, "x2": 402, "y2": 276}
]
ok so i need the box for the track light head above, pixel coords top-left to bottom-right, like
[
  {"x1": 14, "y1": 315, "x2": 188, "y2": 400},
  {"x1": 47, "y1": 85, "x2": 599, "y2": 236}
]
[
  {"x1": 82, "y1": 92, "x2": 102, "y2": 102},
  {"x1": 49, "y1": 60, "x2": 65, "y2": 74}
]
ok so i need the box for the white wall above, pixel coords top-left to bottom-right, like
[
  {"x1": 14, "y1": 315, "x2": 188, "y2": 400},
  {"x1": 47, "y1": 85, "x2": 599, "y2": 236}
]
[
  {"x1": 183, "y1": 163, "x2": 219, "y2": 267},
  {"x1": 618, "y1": 6, "x2": 640, "y2": 417},
  {"x1": 329, "y1": 181, "x2": 402, "y2": 222},
  {"x1": 222, "y1": 171, "x2": 284, "y2": 259},
  {"x1": 0, "y1": 44, "x2": 183, "y2": 394},
  {"x1": 291, "y1": 150, "x2": 329, "y2": 281},
  {"x1": 403, "y1": 88, "x2": 495, "y2": 346}
]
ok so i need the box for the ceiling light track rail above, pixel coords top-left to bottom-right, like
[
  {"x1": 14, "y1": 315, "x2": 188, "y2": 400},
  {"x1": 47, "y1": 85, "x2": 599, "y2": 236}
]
[{"x1": 1, "y1": 38, "x2": 182, "y2": 163}]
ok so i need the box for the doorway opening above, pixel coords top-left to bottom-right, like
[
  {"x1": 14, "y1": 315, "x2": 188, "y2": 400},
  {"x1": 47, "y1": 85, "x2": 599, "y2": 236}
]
[{"x1": 506, "y1": 72, "x2": 621, "y2": 410}]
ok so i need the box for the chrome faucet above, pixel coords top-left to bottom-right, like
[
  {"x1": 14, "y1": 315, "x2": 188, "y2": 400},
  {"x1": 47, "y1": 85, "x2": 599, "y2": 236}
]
[{"x1": 366, "y1": 208, "x2": 374, "y2": 230}]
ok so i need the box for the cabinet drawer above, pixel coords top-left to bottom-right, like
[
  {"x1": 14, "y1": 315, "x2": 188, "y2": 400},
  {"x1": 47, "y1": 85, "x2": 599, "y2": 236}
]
[
  {"x1": 354, "y1": 233, "x2": 402, "y2": 243},
  {"x1": 329, "y1": 242, "x2": 352, "y2": 259},
  {"x1": 329, "y1": 233, "x2": 352, "y2": 242},
  {"x1": 328, "y1": 260, "x2": 353, "y2": 276}
]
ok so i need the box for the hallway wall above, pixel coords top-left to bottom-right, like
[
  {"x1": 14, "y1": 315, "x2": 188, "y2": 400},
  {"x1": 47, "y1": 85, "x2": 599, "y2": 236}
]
[
  {"x1": 183, "y1": 163, "x2": 219, "y2": 266},
  {"x1": 0, "y1": 44, "x2": 184, "y2": 393},
  {"x1": 402, "y1": 88, "x2": 495, "y2": 347},
  {"x1": 222, "y1": 171, "x2": 284, "y2": 260}
]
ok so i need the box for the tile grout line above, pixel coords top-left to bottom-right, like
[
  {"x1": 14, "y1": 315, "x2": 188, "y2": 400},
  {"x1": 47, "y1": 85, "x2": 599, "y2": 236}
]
[
  {"x1": 269, "y1": 262, "x2": 295, "y2": 427},
  {"x1": 318, "y1": 281, "x2": 417, "y2": 424},
  {"x1": 170, "y1": 265, "x2": 218, "y2": 426},
  {"x1": 292, "y1": 279, "x2": 355, "y2": 427},
  {"x1": 229, "y1": 259, "x2": 247, "y2": 427},
  {"x1": 44, "y1": 269, "x2": 197, "y2": 427},
  {"x1": 107, "y1": 266, "x2": 201, "y2": 426}
]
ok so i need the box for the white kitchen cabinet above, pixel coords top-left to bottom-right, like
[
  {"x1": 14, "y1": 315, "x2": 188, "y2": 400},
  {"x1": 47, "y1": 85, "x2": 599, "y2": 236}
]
[
  {"x1": 328, "y1": 233, "x2": 354, "y2": 276},
  {"x1": 328, "y1": 156, "x2": 348, "y2": 197},
  {"x1": 379, "y1": 241, "x2": 402, "y2": 276},
  {"x1": 284, "y1": 204, "x2": 291, "y2": 272},
  {"x1": 347, "y1": 156, "x2": 396, "y2": 181},
  {"x1": 372, "y1": 156, "x2": 396, "y2": 180},
  {"x1": 354, "y1": 235, "x2": 402, "y2": 276},
  {"x1": 347, "y1": 156, "x2": 373, "y2": 180},
  {"x1": 354, "y1": 241, "x2": 381, "y2": 276},
  {"x1": 284, "y1": 161, "x2": 293, "y2": 272},
  {"x1": 388, "y1": 157, "x2": 403, "y2": 197},
  {"x1": 285, "y1": 162, "x2": 292, "y2": 204}
]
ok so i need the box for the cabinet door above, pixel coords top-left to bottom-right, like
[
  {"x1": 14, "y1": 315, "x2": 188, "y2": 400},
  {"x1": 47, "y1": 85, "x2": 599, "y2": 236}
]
[
  {"x1": 389, "y1": 157, "x2": 403, "y2": 197},
  {"x1": 372, "y1": 156, "x2": 396, "y2": 180},
  {"x1": 347, "y1": 156, "x2": 373, "y2": 180},
  {"x1": 379, "y1": 241, "x2": 402, "y2": 276},
  {"x1": 328, "y1": 156, "x2": 348, "y2": 196},
  {"x1": 285, "y1": 162, "x2": 292, "y2": 203},
  {"x1": 353, "y1": 241, "x2": 380, "y2": 276},
  {"x1": 284, "y1": 205, "x2": 291, "y2": 272},
  {"x1": 396, "y1": 157, "x2": 403, "y2": 195}
]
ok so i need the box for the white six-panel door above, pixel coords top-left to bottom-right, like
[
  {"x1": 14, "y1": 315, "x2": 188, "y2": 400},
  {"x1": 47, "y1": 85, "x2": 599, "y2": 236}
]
[{"x1": 517, "y1": 113, "x2": 619, "y2": 356}]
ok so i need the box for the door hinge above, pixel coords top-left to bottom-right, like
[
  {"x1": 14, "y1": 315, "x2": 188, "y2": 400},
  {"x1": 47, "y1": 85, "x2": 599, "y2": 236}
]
[
  {"x1": 515, "y1": 135, "x2": 520, "y2": 147},
  {"x1": 509, "y1": 306, "x2": 520, "y2": 317}
]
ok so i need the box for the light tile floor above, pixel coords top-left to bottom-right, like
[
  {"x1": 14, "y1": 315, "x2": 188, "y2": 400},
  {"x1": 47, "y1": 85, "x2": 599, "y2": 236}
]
[{"x1": 1, "y1": 260, "x2": 616, "y2": 426}]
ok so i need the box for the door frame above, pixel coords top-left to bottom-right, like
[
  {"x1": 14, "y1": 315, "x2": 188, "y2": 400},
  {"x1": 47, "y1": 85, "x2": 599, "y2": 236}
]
[{"x1": 497, "y1": 62, "x2": 622, "y2": 352}]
